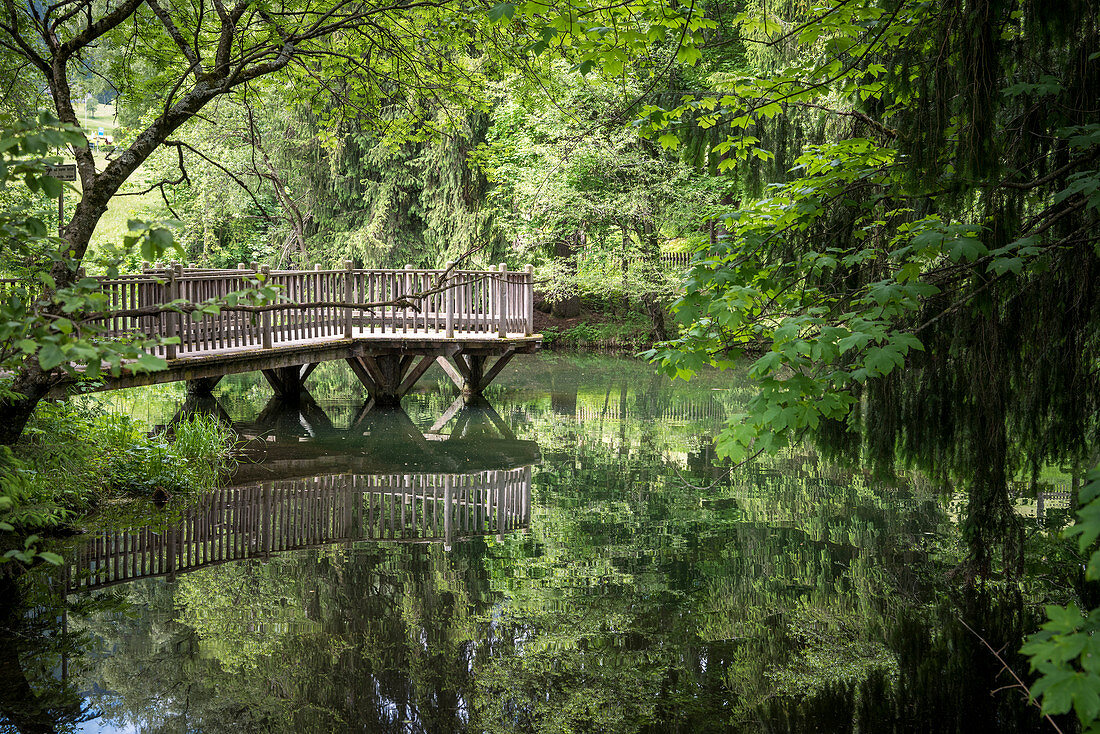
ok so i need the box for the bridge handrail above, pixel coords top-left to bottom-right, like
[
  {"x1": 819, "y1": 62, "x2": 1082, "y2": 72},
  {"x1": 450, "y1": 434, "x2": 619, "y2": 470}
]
[{"x1": 5, "y1": 263, "x2": 536, "y2": 359}]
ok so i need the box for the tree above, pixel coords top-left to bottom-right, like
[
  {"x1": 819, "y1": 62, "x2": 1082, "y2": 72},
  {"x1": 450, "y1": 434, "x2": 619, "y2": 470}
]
[
  {"x1": 0, "y1": 0, "x2": 405, "y2": 440},
  {"x1": 644, "y1": 0, "x2": 1100, "y2": 572},
  {"x1": 0, "y1": 0, "x2": 715, "y2": 444}
]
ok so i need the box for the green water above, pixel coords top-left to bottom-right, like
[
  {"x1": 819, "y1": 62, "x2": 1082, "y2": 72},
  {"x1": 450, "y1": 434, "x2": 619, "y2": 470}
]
[{"x1": 0, "y1": 354, "x2": 1071, "y2": 732}]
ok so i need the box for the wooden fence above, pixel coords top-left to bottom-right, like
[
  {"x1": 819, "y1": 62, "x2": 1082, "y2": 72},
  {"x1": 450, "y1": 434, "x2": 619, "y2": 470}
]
[
  {"x1": 67, "y1": 467, "x2": 532, "y2": 592},
  {"x1": 1, "y1": 263, "x2": 536, "y2": 359},
  {"x1": 575, "y1": 251, "x2": 693, "y2": 270}
]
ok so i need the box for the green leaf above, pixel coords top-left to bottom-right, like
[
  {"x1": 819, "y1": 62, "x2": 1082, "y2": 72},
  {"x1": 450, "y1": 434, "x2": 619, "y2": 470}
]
[
  {"x1": 133, "y1": 353, "x2": 168, "y2": 372},
  {"x1": 488, "y1": 3, "x2": 515, "y2": 22},
  {"x1": 37, "y1": 551, "x2": 63, "y2": 565},
  {"x1": 657, "y1": 133, "x2": 680, "y2": 150},
  {"x1": 37, "y1": 343, "x2": 65, "y2": 370}
]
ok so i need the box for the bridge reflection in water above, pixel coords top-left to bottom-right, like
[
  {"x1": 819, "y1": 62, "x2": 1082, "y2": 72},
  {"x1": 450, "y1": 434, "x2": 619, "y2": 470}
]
[{"x1": 68, "y1": 394, "x2": 537, "y2": 594}]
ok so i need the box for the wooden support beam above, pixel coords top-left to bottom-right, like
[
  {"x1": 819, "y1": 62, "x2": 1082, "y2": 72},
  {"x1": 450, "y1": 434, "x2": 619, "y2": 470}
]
[
  {"x1": 262, "y1": 366, "x2": 313, "y2": 399},
  {"x1": 450, "y1": 354, "x2": 473, "y2": 380},
  {"x1": 346, "y1": 357, "x2": 381, "y2": 399},
  {"x1": 465, "y1": 355, "x2": 487, "y2": 394},
  {"x1": 481, "y1": 348, "x2": 516, "y2": 387},
  {"x1": 165, "y1": 393, "x2": 232, "y2": 432},
  {"x1": 300, "y1": 362, "x2": 320, "y2": 381},
  {"x1": 359, "y1": 355, "x2": 391, "y2": 390},
  {"x1": 435, "y1": 356, "x2": 466, "y2": 391},
  {"x1": 398, "y1": 355, "x2": 437, "y2": 396},
  {"x1": 347, "y1": 354, "x2": 408, "y2": 407},
  {"x1": 185, "y1": 375, "x2": 223, "y2": 396},
  {"x1": 435, "y1": 349, "x2": 513, "y2": 395}
]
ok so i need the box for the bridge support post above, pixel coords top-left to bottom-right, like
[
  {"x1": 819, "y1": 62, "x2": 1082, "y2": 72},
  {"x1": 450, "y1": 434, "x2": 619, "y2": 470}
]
[
  {"x1": 344, "y1": 260, "x2": 354, "y2": 339},
  {"x1": 185, "y1": 376, "x2": 222, "y2": 396},
  {"x1": 435, "y1": 348, "x2": 516, "y2": 396},
  {"x1": 346, "y1": 353, "x2": 435, "y2": 407},
  {"x1": 262, "y1": 363, "x2": 318, "y2": 400}
]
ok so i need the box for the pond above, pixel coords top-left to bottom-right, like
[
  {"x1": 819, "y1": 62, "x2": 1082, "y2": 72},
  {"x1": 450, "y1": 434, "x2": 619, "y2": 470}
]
[{"x1": 0, "y1": 353, "x2": 1073, "y2": 732}]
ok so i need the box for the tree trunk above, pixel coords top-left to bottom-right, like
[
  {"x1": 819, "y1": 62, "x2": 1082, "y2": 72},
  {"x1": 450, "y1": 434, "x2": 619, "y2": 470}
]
[
  {"x1": 639, "y1": 220, "x2": 668, "y2": 341},
  {"x1": 551, "y1": 230, "x2": 582, "y2": 318},
  {"x1": 0, "y1": 363, "x2": 56, "y2": 445},
  {"x1": 0, "y1": 22, "x2": 297, "y2": 444}
]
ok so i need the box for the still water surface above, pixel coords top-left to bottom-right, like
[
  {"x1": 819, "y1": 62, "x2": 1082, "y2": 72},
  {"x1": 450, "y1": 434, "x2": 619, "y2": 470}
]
[{"x1": 1, "y1": 354, "x2": 1066, "y2": 732}]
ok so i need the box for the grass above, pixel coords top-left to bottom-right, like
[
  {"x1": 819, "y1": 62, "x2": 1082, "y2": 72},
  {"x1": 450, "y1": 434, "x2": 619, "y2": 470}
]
[
  {"x1": 541, "y1": 313, "x2": 657, "y2": 351},
  {"x1": 2, "y1": 401, "x2": 236, "y2": 538}
]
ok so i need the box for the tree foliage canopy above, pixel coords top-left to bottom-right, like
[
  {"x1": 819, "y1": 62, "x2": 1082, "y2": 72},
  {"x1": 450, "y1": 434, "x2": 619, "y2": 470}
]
[{"x1": 643, "y1": 0, "x2": 1100, "y2": 568}]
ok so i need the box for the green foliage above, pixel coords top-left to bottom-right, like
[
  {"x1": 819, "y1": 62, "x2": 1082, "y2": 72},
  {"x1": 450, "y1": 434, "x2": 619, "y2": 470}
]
[
  {"x1": 100, "y1": 414, "x2": 235, "y2": 497},
  {"x1": 641, "y1": 0, "x2": 1099, "y2": 572},
  {"x1": 1023, "y1": 467, "x2": 1100, "y2": 730},
  {"x1": 0, "y1": 400, "x2": 235, "y2": 566},
  {"x1": 0, "y1": 115, "x2": 191, "y2": 386},
  {"x1": 540, "y1": 315, "x2": 655, "y2": 350}
]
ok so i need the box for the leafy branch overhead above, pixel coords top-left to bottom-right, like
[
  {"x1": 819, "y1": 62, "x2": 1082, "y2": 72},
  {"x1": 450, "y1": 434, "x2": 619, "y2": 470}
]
[
  {"x1": 642, "y1": 1, "x2": 1099, "y2": 475},
  {"x1": 1024, "y1": 468, "x2": 1100, "y2": 731}
]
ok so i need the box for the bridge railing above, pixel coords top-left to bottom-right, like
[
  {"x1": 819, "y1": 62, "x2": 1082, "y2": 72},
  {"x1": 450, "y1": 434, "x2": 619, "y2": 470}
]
[{"x1": 2, "y1": 263, "x2": 536, "y2": 359}]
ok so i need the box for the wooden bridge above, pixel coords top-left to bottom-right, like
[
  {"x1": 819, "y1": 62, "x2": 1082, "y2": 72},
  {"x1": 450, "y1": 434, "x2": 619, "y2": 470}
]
[
  {"x1": 66, "y1": 467, "x2": 533, "y2": 592},
  {"x1": 32, "y1": 263, "x2": 540, "y2": 405}
]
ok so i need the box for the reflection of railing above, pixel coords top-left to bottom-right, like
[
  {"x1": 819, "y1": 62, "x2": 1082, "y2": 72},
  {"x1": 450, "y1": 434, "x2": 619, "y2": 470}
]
[
  {"x1": 573, "y1": 401, "x2": 726, "y2": 424},
  {"x1": 68, "y1": 467, "x2": 532, "y2": 592}
]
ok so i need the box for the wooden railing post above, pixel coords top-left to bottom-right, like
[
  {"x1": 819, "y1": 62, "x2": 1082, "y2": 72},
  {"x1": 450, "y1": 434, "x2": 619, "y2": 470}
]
[
  {"x1": 524, "y1": 263, "x2": 534, "y2": 335},
  {"x1": 344, "y1": 260, "x2": 354, "y2": 339},
  {"x1": 165, "y1": 264, "x2": 180, "y2": 359},
  {"x1": 404, "y1": 263, "x2": 413, "y2": 333},
  {"x1": 260, "y1": 265, "x2": 272, "y2": 349},
  {"x1": 445, "y1": 261, "x2": 455, "y2": 338},
  {"x1": 497, "y1": 263, "x2": 507, "y2": 338}
]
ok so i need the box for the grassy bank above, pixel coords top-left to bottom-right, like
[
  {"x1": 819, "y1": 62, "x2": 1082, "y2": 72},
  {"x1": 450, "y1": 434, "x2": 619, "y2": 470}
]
[
  {"x1": 1, "y1": 401, "x2": 234, "y2": 562},
  {"x1": 536, "y1": 311, "x2": 661, "y2": 352}
]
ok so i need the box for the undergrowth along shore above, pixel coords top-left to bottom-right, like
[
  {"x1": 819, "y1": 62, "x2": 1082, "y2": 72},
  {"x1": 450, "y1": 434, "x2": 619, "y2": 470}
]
[
  {"x1": 538, "y1": 311, "x2": 660, "y2": 351},
  {"x1": 1, "y1": 401, "x2": 235, "y2": 564},
  {"x1": 537, "y1": 310, "x2": 769, "y2": 353}
]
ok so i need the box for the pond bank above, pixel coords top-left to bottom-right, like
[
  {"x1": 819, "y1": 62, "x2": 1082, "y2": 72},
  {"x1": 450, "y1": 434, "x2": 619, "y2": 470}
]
[{"x1": 0, "y1": 402, "x2": 235, "y2": 563}]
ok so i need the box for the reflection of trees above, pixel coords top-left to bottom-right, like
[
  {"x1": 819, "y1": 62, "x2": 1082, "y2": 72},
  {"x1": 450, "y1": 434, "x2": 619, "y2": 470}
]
[
  {"x1": 0, "y1": 571, "x2": 99, "y2": 734},
  {"x1": 468, "y1": 419, "x2": 1054, "y2": 732},
  {"x1": 48, "y1": 354, "x2": 1068, "y2": 731},
  {"x1": 64, "y1": 439, "x2": 1051, "y2": 732},
  {"x1": 77, "y1": 543, "x2": 493, "y2": 732},
  {"x1": 77, "y1": 579, "x2": 290, "y2": 731}
]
